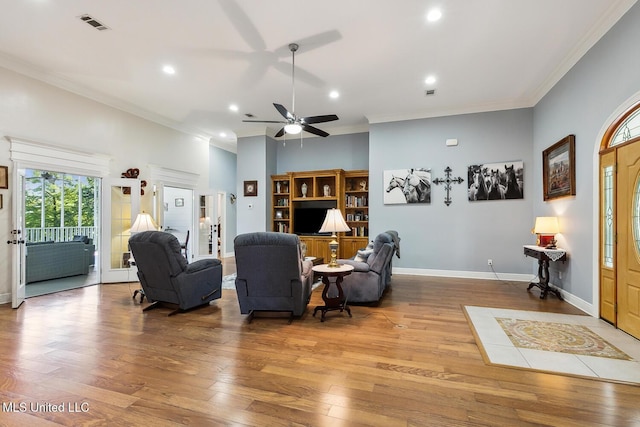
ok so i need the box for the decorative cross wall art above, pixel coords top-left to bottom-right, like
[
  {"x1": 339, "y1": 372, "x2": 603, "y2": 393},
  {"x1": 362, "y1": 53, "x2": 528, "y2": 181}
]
[{"x1": 433, "y1": 166, "x2": 464, "y2": 206}]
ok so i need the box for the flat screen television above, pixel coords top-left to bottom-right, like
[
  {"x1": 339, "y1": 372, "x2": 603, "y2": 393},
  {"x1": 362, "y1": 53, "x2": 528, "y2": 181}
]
[{"x1": 293, "y1": 201, "x2": 336, "y2": 235}]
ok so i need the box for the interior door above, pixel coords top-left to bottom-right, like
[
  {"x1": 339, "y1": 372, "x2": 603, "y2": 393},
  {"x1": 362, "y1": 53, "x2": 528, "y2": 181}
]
[
  {"x1": 617, "y1": 142, "x2": 640, "y2": 338},
  {"x1": 10, "y1": 167, "x2": 26, "y2": 308},
  {"x1": 101, "y1": 178, "x2": 140, "y2": 283}
]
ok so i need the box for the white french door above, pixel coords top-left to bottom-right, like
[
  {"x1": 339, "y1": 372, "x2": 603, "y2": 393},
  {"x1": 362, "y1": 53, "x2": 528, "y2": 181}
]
[
  {"x1": 10, "y1": 167, "x2": 26, "y2": 308},
  {"x1": 101, "y1": 178, "x2": 140, "y2": 283}
]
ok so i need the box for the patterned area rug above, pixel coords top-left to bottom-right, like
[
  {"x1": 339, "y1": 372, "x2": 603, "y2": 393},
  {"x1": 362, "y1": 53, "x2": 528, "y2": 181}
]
[
  {"x1": 464, "y1": 306, "x2": 640, "y2": 384},
  {"x1": 496, "y1": 318, "x2": 631, "y2": 360}
]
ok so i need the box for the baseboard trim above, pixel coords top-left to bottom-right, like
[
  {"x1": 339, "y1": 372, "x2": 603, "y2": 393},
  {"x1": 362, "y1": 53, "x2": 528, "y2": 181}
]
[
  {"x1": 393, "y1": 267, "x2": 532, "y2": 282},
  {"x1": 0, "y1": 293, "x2": 11, "y2": 305},
  {"x1": 392, "y1": 267, "x2": 595, "y2": 316}
]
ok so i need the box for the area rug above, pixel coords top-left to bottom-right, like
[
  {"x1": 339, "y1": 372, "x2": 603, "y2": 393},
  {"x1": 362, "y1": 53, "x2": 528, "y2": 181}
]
[{"x1": 464, "y1": 305, "x2": 640, "y2": 385}]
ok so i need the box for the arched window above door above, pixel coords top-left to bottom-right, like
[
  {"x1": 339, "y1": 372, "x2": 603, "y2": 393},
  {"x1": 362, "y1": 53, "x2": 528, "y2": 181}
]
[{"x1": 608, "y1": 102, "x2": 640, "y2": 148}]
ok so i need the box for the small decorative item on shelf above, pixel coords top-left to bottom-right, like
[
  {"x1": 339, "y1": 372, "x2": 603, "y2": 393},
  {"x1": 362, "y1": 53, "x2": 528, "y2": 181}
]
[
  {"x1": 301, "y1": 182, "x2": 308, "y2": 198},
  {"x1": 276, "y1": 181, "x2": 281, "y2": 193},
  {"x1": 359, "y1": 180, "x2": 367, "y2": 191},
  {"x1": 323, "y1": 184, "x2": 331, "y2": 197}
]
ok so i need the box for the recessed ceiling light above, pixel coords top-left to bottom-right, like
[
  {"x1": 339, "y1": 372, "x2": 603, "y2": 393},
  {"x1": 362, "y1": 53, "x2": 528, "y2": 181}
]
[
  {"x1": 426, "y1": 9, "x2": 442, "y2": 22},
  {"x1": 229, "y1": 104, "x2": 239, "y2": 112},
  {"x1": 425, "y1": 75, "x2": 437, "y2": 85},
  {"x1": 329, "y1": 90, "x2": 340, "y2": 99},
  {"x1": 162, "y1": 65, "x2": 176, "y2": 75},
  {"x1": 220, "y1": 132, "x2": 227, "y2": 138}
]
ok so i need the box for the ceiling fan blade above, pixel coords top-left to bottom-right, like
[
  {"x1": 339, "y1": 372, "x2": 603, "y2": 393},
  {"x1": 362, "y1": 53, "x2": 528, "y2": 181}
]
[
  {"x1": 274, "y1": 127, "x2": 286, "y2": 138},
  {"x1": 273, "y1": 30, "x2": 342, "y2": 57},
  {"x1": 302, "y1": 124, "x2": 330, "y2": 138},
  {"x1": 242, "y1": 120, "x2": 286, "y2": 124},
  {"x1": 219, "y1": 0, "x2": 267, "y2": 51},
  {"x1": 273, "y1": 62, "x2": 325, "y2": 88},
  {"x1": 302, "y1": 114, "x2": 339, "y2": 124},
  {"x1": 273, "y1": 103, "x2": 293, "y2": 120}
]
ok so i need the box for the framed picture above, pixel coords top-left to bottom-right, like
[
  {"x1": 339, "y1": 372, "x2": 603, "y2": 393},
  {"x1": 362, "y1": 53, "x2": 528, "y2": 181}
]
[
  {"x1": 175, "y1": 198, "x2": 184, "y2": 207},
  {"x1": 244, "y1": 180, "x2": 258, "y2": 197},
  {"x1": 0, "y1": 166, "x2": 8, "y2": 189},
  {"x1": 543, "y1": 135, "x2": 576, "y2": 201},
  {"x1": 0, "y1": 194, "x2": 3, "y2": 209},
  {"x1": 383, "y1": 168, "x2": 431, "y2": 204}
]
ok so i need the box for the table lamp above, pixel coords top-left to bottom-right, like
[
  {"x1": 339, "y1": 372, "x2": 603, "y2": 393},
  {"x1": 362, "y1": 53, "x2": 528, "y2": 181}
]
[
  {"x1": 532, "y1": 216, "x2": 559, "y2": 249},
  {"x1": 130, "y1": 212, "x2": 158, "y2": 233},
  {"x1": 319, "y1": 208, "x2": 351, "y2": 267}
]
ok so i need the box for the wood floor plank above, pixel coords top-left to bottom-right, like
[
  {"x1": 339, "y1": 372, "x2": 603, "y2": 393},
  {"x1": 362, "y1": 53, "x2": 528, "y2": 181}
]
[{"x1": 0, "y1": 272, "x2": 638, "y2": 426}]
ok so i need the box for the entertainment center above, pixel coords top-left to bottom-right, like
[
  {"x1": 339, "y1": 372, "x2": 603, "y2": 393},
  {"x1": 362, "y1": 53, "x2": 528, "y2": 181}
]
[{"x1": 271, "y1": 169, "x2": 369, "y2": 260}]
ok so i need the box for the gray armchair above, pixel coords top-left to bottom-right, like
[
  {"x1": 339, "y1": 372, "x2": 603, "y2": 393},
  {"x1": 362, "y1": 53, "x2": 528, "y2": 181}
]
[
  {"x1": 338, "y1": 232, "x2": 396, "y2": 303},
  {"x1": 128, "y1": 231, "x2": 222, "y2": 315},
  {"x1": 234, "y1": 232, "x2": 313, "y2": 323}
]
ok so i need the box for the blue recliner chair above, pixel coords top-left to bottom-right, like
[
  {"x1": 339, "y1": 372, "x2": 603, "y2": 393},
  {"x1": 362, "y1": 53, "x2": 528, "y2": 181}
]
[
  {"x1": 234, "y1": 232, "x2": 313, "y2": 323},
  {"x1": 129, "y1": 231, "x2": 222, "y2": 315},
  {"x1": 338, "y1": 231, "x2": 397, "y2": 303}
]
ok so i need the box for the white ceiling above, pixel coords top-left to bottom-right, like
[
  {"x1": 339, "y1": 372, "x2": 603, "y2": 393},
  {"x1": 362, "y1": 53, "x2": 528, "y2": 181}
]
[{"x1": 0, "y1": 0, "x2": 636, "y2": 147}]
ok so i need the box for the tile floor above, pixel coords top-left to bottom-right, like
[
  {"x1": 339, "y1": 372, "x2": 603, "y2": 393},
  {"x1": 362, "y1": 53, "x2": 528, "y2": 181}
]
[{"x1": 464, "y1": 305, "x2": 640, "y2": 384}]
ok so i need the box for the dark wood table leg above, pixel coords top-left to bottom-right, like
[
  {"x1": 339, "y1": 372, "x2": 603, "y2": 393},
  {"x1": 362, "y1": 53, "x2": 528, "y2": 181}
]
[
  {"x1": 527, "y1": 259, "x2": 563, "y2": 300},
  {"x1": 313, "y1": 274, "x2": 352, "y2": 322}
]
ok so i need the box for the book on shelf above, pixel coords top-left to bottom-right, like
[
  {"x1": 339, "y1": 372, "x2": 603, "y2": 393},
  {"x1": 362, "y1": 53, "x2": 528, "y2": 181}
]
[
  {"x1": 346, "y1": 195, "x2": 368, "y2": 207},
  {"x1": 350, "y1": 226, "x2": 368, "y2": 237}
]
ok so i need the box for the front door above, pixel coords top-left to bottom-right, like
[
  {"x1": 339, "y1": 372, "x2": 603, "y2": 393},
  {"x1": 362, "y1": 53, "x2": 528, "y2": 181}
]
[{"x1": 617, "y1": 141, "x2": 640, "y2": 338}]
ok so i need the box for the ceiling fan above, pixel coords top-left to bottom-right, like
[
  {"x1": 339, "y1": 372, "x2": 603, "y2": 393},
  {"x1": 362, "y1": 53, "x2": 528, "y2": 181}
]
[{"x1": 243, "y1": 43, "x2": 339, "y2": 138}]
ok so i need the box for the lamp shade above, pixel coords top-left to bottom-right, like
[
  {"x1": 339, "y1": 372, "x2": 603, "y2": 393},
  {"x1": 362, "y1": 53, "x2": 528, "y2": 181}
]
[
  {"x1": 319, "y1": 208, "x2": 350, "y2": 233},
  {"x1": 533, "y1": 216, "x2": 559, "y2": 234},
  {"x1": 130, "y1": 212, "x2": 158, "y2": 233}
]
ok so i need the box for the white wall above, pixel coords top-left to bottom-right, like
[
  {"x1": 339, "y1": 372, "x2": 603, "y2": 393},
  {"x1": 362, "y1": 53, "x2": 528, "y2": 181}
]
[{"x1": 0, "y1": 66, "x2": 210, "y2": 303}]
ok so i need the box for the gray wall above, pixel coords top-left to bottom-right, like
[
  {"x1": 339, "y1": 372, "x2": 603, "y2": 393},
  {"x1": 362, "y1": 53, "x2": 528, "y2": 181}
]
[
  {"x1": 276, "y1": 132, "x2": 369, "y2": 173},
  {"x1": 533, "y1": 1, "x2": 640, "y2": 305},
  {"x1": 209, "y1": 145, "x2": 237, "y2": 255},
  {"x1": 369, "y1": 108, "x2": 534, "y2": 275},
  {"x1": 236, "y1": 135, "x2": 269, "y2": 234}
]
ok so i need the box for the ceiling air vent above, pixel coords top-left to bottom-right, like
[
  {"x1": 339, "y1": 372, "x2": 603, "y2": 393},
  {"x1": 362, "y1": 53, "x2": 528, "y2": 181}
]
[
  {"x1": 425, "y1": 89, "x2": 436, "y2": 96},
  {"x1": 244, "y1": 113, "x2": 255, "y2": 118},
  {"x1": 79, "y1": 14, "x2": 110, "y2": 31}
]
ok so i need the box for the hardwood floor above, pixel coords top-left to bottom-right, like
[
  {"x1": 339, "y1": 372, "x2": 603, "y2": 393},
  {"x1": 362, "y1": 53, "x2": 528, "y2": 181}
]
[{"x1": 0, "y1": 272, "x2": 638, "y2": 426}]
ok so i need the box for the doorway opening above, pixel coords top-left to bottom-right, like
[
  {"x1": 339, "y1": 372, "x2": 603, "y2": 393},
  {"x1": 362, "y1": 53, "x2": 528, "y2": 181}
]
[{"x1": 23, "y1": 169, "x2": 101, "y2": 297}]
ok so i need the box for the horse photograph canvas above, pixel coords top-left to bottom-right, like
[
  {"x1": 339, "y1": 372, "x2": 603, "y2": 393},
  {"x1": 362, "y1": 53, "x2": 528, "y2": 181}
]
[
  {"x1": 384, "y1": 168, "x2": 431, "y2": 204},
  {"x1": 467, "y1": 161, "x2": 524, "y2": 201}
]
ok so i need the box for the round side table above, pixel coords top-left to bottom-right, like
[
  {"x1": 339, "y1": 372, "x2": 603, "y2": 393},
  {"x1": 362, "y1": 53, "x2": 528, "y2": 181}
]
[{"x1": 311, "y1": 263, "x2": 354, "y2": 322}]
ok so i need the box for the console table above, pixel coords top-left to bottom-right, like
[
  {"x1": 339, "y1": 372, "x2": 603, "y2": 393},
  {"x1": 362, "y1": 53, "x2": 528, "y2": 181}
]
[
  {"x1": 523, "y1": 245, "x2": 567, "y2": 300},
  {"x1": 312, "y1": 264, "x2": 354, "y2": 322}
]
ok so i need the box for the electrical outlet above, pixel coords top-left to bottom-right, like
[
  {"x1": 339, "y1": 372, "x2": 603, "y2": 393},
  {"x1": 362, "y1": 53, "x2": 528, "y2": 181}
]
[
  {"x1": 487, "y1": 259, "x2": 493, "y2": 266},
  {"x1": 559, "y1": 271, "x2": 562, "y2": 279}
]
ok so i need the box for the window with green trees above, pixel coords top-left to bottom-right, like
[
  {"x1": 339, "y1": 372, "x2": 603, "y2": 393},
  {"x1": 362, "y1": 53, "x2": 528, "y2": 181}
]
[{"x1": 25, "y1": 170, "x2": 99, "y2": 241}]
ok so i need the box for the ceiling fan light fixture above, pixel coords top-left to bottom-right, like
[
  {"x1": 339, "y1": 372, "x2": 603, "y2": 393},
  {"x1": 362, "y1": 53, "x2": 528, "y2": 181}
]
[{"x1": 284, "y1": 123, "x2": 302, "y2": 134}]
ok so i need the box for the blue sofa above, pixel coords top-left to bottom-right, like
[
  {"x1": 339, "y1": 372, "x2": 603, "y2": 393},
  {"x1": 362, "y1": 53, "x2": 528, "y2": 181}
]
[{"x1": 26, "y1": 240, "x2": 95, "y2": 283}]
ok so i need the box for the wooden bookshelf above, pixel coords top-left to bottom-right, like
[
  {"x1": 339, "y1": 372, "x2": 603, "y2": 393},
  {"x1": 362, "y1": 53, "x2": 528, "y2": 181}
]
[
  {"x1": 341, "y1": 170, "x2": 369, "y2": 257},
  {"x1": 271, "y1": 169, "x2": 369, "y2": 260}
]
